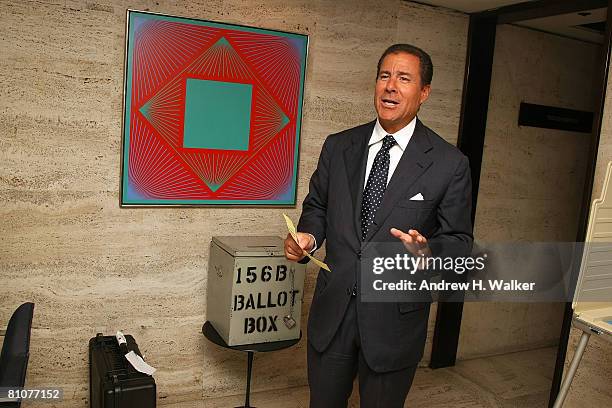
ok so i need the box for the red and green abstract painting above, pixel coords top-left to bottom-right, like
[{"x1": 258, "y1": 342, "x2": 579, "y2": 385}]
[{"x1": 121, "y1": 11, "x2": 308, "y2": 206}]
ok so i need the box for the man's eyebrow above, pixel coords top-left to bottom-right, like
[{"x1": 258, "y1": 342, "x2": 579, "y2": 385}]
[{"x1": 379, "y1": 69, "x2": 413, "y2": 77}]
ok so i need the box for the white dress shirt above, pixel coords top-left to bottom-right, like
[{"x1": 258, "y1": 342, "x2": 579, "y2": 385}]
[{"x1": 364, "y1": 117, "x2": 416, "y2": 188}]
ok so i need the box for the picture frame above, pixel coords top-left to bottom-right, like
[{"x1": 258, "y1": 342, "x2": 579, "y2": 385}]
[{"x1": 120, "y1": 10, "x2": 308, "y2": 206}]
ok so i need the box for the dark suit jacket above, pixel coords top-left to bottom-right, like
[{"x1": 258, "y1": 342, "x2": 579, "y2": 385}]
[{"x1": 297, "y1": 118, "x2": 473, "y2": 372}]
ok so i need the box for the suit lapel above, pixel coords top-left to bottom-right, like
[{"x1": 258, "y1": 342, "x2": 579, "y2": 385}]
[
  {"x1": 343, "y1": 121, "x2": 374, "y2": 242},
  {"x1": 365, "y1": 119, "x2": 433, "y2": 241}
]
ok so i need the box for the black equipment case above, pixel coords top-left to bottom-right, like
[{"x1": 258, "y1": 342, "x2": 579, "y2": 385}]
[{"x1": 89, "y1": 333, "x2": 156, "y2": 408}]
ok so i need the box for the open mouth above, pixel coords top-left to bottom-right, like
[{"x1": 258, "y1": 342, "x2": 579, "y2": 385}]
[{"x1": 381, "y1": 98, "x2": 399, "y2": 107}]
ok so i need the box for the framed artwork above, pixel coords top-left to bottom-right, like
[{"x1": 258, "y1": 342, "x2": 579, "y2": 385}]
[{"x1": 120, "y1": 10, "x2": 308, "y2": 206}]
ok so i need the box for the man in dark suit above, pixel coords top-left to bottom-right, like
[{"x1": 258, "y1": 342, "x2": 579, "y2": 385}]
[{"x1": 284, "y1": 44, "x2": 473, "y2": 407}]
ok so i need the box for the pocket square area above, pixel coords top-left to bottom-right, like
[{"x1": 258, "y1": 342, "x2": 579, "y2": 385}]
[{"x1": 409, "y1": 193, "x2": 424, "y2": 201}]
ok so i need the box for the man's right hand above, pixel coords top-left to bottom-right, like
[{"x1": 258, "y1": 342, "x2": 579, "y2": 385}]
[{"x1": 284, "y1": 232, "x2": 315, "y2": 262}]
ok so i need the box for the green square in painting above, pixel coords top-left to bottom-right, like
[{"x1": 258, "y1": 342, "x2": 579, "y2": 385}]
[{"x1": 183, "y1": 78, "x2": 252, "y2": 151}]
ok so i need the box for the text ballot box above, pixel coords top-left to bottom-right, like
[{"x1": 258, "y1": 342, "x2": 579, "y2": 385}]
[{"x1": 206, "y1": 236, "x2": 306, "y2": 346}]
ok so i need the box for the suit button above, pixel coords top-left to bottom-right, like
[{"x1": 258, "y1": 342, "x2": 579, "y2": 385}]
[
  {"x1": 357, "y1": 249, "x2": 362, "y2": 259},
  {"x1": 346, "y1": 287, "x2": 352, "y2": 296}
]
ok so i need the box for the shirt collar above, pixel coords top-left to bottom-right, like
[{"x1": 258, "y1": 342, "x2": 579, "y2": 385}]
[{"x1": 369, "y1": 116, "x2": 417, "y2": 151}]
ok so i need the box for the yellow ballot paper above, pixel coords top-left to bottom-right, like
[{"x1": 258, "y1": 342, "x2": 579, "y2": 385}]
[{"x1": 282, "y1": 213, "x2": 331, "y2": 272}]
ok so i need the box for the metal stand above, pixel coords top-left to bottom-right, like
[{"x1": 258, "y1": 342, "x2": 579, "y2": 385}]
[
  {"x1": 236, "y1": 351, "x2": 255, "y2": 408},
  {"x1": 552, "y1": 330, "x2": 591, "y2": 408},
  {"x1": 202, "y1": 321, "x2": 301, "y2": 408}
]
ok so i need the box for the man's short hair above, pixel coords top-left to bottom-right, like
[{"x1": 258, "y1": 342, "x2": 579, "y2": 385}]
[{"x1": 376, "y1": 44, "x2": 433, "y2": 87}]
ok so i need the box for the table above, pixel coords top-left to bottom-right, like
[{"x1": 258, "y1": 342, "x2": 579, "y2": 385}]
[{"x1": 202, "y1": 321, "x2": 301, "y2": 408}]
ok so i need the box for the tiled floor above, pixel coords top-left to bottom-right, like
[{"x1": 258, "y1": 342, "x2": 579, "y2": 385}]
[{"x1": 166, "y1": 347, "x2": 572, "y2": 407}]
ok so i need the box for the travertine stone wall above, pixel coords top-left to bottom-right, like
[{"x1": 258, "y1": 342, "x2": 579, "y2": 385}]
[
  {"x1": 0, "y1": 1, "x2": 467, "y2": 406},
  {"x1": 461, "y1": 24, "x2": 600, "y2": 359}
]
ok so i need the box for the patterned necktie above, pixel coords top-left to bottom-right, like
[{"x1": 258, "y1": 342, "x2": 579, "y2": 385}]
[{"x1": 361, "y1": 135, "x2": 396, "y2": 239}]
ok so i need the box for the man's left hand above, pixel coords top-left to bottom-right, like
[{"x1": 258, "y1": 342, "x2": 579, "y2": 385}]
[{"x1": 390, "y1": 228, "x2": 432, "y2": 257}]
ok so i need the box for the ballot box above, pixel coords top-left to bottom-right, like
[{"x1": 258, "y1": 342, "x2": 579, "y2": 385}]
[
  {"x1": 553, "y1": 162, "x2": 612, "y2": 407},
  {"x1": 206, "y1": 236, "x2": 306, "y2": 346}
]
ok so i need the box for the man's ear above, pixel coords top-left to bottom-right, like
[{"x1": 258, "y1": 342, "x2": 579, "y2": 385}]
[{"x1": 419, "y1": 84, "x2": 431, "y2": 105}]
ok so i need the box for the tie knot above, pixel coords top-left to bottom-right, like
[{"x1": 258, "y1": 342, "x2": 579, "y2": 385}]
[{"x1": 382, "y1": 135, "x2": 396, "y2": 151}]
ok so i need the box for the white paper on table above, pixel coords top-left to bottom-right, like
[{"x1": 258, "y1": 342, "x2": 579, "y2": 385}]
[{"x1": 125, "y1": 351, "x2": 156, "y2": 376}]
